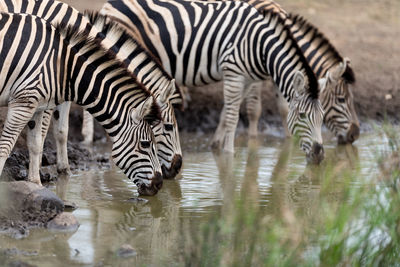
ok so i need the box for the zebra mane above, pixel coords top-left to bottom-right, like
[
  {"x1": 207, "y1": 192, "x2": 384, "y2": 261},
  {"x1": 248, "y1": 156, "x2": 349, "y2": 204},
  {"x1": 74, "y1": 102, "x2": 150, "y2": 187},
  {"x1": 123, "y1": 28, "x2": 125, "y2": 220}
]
[
  {"x1": 261, "y1": 9, "x2": 319, "y2": 99},
  {"x1": 83, "y1": 10, "x2": 185, "y2": 109},
  {"x1": 288, "y1": 13, "x2": 356, "y2": 84},
  {"x1": 54, "y1": 22, "x2": 162, "y2": 124}
]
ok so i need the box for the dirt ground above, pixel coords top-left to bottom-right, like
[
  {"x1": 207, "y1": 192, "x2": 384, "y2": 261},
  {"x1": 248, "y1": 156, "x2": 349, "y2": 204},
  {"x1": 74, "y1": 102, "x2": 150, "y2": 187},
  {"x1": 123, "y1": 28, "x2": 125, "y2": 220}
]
[{"x1": 0, "y1": 0, "x2": 398, "y2": 180}]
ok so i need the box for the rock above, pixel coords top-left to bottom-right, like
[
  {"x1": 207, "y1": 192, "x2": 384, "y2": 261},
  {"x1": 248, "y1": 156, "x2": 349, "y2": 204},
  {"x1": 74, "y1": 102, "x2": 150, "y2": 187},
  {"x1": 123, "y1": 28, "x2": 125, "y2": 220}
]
[
  {"x1": 47, "y1": 212, "x2": 79, "y2": 232},
  {"x1": 3, "y1": 248, "x2": 38, "y2": 256},
  {"x1": 116, "y1": 244, "x2": 137, "y2": 258},
  {"x1": 127, "y1": 197, "x2": 149, "y2": 204},
  {"x1": 1, "y1": 150, "x2": 29, "y2": 181},
  {"x1": 0, "y1": 181, "x2": 64, "y2": 224},
  {"x1": 8, "y1": 261, "x2": 38, "y2": 267},
  {"x1": 0, "y1": 222, "x2": 29, "y2": 239},
  {"x1": 63, "y1": 200, "x2": 78, "y2": 211}
]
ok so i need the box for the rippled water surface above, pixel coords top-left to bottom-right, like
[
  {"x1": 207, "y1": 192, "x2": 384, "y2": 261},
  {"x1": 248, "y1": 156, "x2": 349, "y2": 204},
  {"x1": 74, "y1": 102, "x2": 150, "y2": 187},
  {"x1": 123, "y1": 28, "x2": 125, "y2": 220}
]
[{"x1": 0, "y1": 132, "x2": 388, "y2": 266}]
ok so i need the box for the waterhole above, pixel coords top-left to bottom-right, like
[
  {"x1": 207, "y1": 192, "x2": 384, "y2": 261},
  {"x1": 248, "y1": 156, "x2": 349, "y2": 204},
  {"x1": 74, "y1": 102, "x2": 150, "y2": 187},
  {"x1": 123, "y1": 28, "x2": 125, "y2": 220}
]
[{"x1": 0, "y1": 132, "x2": 387, "y2": 266}]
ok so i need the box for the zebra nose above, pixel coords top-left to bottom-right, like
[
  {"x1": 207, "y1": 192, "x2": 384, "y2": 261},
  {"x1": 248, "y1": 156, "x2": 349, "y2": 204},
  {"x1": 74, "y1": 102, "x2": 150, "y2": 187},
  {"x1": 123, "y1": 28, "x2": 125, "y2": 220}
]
[
  {"x1": 173, "y1": 154, "x2": 182, "y2": 172},
  {"x1": 152, "y1": 172, "x2": 163, "y2": 190},
  {"x1": 346, "y1": 123, "x2": 360, "y2": 143},
  {"x1": 162, "y1": 154, "x2": 182, "y2": 179},
  {"x1": 138, "y1": 172, "x2": 163, "y2": 196},
  {"x1": 308, "y1": 142, "x2": 324, "y2": 164}
]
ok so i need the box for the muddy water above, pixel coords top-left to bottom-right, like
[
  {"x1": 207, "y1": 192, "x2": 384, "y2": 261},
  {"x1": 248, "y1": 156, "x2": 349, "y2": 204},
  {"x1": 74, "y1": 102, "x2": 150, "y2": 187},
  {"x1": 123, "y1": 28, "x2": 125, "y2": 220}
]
[{"x1": 0, "y1": 133, "x2": 387, "y2": 266}]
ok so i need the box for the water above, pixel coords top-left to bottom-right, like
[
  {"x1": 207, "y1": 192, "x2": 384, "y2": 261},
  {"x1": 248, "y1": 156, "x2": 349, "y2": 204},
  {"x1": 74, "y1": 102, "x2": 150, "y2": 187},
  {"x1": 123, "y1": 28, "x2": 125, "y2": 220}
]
[{"x1": 0, "y1": 132, "x2": 389, "y2": 266}]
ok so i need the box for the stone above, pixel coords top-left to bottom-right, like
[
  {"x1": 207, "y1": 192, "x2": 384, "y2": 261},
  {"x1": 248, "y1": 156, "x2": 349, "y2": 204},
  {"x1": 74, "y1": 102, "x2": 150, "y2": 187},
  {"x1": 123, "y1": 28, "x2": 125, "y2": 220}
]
[
  {"x1": 63, "y1": 200, "x2": 78, "y2": 211},
  {"x1": 0, "y1": 181, "x2": 64, "y2": 224},
  {"x1": 8, "y1": 261, "x2": 38, "y2": 267},
  {"x1": 127, "y1": 197, "x2": 148, "y2": 204},
  {"x1": 47, "y1": 212, "x2": 79, "y2": 232},
  {"x1": 116, "y1": 244, "x2": 137, "y2": 258},
  {"x1": 3, "y1": 248, "x2": 38, "y2": 256}
]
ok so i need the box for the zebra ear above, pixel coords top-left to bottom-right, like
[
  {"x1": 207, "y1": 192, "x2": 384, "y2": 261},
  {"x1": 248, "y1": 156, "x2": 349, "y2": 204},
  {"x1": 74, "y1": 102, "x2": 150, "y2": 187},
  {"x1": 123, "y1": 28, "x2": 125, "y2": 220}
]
[
  {"x1": 132, "y1": 97, "x2": 155, "y2": 123},
  {"x1": 293, "y1": 71, "x2": 306, "y2": 97},
  {"x1": 330, "y1": 59, "x2": 348, "y2": 81},
  {"x1": 159, "y1": 79, "x2": 176, "y2": 104},
  {"x1": 169, "y1": 82, "x2": 188, "y2": 111}
]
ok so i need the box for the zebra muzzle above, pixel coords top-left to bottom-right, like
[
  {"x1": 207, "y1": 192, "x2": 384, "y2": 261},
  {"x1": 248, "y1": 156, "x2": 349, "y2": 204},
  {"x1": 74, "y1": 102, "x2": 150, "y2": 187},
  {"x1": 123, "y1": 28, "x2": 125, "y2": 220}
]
[
  {"x1": 338, "y1": 123, "x2": 360, "y2": 144},
  {"x1": 162, "y1": 154, "x2": 182, "y2": 179},
  {"x1": 307, "y1": 142, "x2": 324, "y2": 165},
  {"x1": 137, "y1": 172, "x2": 163, "y2": 196}
]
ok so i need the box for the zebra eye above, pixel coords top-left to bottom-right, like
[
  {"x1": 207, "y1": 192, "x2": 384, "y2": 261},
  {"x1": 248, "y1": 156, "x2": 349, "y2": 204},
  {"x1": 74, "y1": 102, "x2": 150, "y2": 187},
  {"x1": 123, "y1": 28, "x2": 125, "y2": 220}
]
[
  {"x1": 338, "y1": 97, "x2": 346, "y2": 104},
  {"x1": 140, "y1": 141, "x2": 151, "y2": 149},
  {"x1": 299, "y1": 112, "x2": 307, "y2": 120},
  {"x1": 164, "y1": 124, "x2": 173, "y2": 131}
]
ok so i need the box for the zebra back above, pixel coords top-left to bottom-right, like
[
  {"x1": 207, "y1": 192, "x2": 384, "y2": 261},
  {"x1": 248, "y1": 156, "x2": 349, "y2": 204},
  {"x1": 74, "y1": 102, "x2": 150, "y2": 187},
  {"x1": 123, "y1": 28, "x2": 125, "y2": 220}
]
[
  {"x1": 0, "y1": 0, "x2": 90, "y2": 31},
  {"x1": 101, "y1": 0, "x2": 326, "y2": 162}
]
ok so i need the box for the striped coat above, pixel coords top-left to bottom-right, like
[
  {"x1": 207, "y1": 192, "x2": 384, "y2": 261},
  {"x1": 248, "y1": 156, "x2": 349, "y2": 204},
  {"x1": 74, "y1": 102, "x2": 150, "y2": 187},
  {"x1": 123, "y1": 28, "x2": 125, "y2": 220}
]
[{"x1": 0, "y1": 12, "x2": 163, "y2": 195}]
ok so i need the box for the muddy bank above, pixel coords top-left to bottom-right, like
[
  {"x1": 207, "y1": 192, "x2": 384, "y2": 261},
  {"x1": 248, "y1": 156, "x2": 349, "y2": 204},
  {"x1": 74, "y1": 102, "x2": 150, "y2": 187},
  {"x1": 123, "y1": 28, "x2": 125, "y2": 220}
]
[
  {"x1": 0, "y1": 181, "x2": 79, "y2": 240},
  {"x1": 0, "y1": 107, "x2": 111, "y2": 184}
]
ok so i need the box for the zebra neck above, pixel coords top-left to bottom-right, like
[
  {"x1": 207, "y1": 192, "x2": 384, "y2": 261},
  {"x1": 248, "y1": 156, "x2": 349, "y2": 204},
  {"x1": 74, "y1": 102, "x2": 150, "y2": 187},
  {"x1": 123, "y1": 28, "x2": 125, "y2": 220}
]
[
  {"x1": 63, "y1": 50, "x2": 149, "y2": 138},
  {"x1": 259, "y1": 14, "x2": 318, "y2": 101},
  {"x1": 287, "y1": 17, "x2": 342, "y2": 79}
]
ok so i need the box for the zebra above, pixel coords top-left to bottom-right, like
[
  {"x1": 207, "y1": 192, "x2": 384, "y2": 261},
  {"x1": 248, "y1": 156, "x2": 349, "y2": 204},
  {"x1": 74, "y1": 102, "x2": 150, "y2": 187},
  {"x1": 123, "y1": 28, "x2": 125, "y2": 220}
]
[
  {"x1": 83, "y1": 11, "x2": 183, "y2": 178},
  {"x1": 101, "y1": 0, "x2": 326, "y2": 163},
  {"x1": 237, "y1": 0, "x2": 359, "y2": 144},
  {"x1": 0, "y1": 12, "x2": 163, "y2": 195},
  {"x1": 0, "y1": 0, "x2": 184, "y2": 180}
]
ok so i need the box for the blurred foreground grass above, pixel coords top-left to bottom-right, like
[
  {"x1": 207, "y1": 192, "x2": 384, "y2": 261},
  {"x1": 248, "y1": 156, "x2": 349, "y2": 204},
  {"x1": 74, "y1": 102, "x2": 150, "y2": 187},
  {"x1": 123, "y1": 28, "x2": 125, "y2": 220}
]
[{"x1": 182, "y1": 124, "x2": 400, "y2": 266}]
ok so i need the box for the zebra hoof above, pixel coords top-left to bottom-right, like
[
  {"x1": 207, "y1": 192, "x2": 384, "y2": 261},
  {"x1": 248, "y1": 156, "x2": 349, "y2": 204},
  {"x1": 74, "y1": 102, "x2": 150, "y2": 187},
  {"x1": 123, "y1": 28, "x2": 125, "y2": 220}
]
[
  {"x1": 211, "y1": 140, "x2": 222, "y2": 151},
  {"x1": 57, "y1": 168, "x2": 71, "y2": 175}
]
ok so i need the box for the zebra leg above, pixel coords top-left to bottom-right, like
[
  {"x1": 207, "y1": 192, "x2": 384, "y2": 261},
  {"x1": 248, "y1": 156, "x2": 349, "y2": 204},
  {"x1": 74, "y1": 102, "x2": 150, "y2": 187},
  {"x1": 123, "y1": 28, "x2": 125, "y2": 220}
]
[
  {"x1": 81, "y1": 110, "x2": 94, "y2": 145},
  {"x1": 0, "y1": 100, "x2": 38, "y2": 181},
  {"x1": 245, "y1": 82, "x2": 263, "y2": 139},
  {"x1": 40, "y1": 110, "x2": 53, "y2": 164},
  {"x1": 212, "y1": 74, "x2": 245, "y2": 153},
  {"x1": 52, "y1": 102, "x2": 71, "y2": 174},
  {"x1": 27, "y1": 111, "x2": 45, "y2": 185},
  {"x1": 211, "y1": 106, "x2": 227, "y2": 150},
  {"x1": 275, "y1": 88, "x2": 290, "y2": 137}
]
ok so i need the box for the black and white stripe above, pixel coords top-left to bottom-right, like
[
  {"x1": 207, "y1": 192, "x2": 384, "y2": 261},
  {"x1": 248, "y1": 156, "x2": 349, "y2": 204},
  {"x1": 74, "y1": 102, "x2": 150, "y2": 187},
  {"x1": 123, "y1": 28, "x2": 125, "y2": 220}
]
[
  {"x1": 239, "y1": 0, "x2": 359, "y2": 144},
  {"x1": 0, "y1": 0, "x2": 184, "y2": 179},
  {"x1": 84, "y1": 11, "x2": 183, "y2": 179},
  {"x1": 0, "y1": 12, "x2": 163, "y2": 195},
  {"x1": 102, "y1": 0, "x2": 325, "y2": 162}
]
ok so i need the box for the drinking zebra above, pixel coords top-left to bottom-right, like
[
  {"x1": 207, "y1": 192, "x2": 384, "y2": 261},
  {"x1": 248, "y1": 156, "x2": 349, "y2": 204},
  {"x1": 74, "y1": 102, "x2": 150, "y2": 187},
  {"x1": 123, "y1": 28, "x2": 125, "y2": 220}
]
[
  {"x1": 239, "y1": 0, "x2": 359, "y2": 144},
  {"x1": 0, "y1": 12, "x2": 162, "y2": 195},
  {"x1": 83, "y1": 11, "x2": 183, "y2": 178},
  {"x1": 101, "y1": 0, "x2": 326, "y2": 163},
  {"x1": 0, "y1": 0, "x2": 184, "y2": 180}
]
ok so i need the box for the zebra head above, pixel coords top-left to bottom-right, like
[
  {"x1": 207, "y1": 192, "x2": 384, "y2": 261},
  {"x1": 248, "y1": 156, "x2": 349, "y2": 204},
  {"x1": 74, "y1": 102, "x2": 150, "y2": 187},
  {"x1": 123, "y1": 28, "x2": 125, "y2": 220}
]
[
  {"x1": 111, "y1": 96, "x2": 163, "y2": 196},
  {"x1": 320, "y1": 59, "x2": 360, "y2": 144},
  {"x1": 288, "y1": 71, "x2": 325, "y2": 164},
  {"x1": 152, "y1": 80, "x2": 183, "y2": 179}
]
